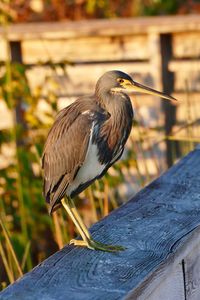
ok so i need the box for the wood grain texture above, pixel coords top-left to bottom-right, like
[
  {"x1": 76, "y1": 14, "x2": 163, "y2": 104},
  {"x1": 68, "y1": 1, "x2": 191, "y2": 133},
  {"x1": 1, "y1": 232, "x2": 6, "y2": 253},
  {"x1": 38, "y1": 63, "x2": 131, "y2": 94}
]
[
  {"x1": 0, "y1": 149, "x2": 200, "y2": 300},
  {"x1": 1, "y1": 148, "x2": 200, "y2": 299}
]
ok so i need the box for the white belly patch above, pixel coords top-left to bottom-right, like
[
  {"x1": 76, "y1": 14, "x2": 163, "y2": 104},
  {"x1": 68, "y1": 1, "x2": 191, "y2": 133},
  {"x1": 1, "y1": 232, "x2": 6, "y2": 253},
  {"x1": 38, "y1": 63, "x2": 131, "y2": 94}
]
[{"x1": 66, "y1": 138, "x2": 106, "y2": 196}]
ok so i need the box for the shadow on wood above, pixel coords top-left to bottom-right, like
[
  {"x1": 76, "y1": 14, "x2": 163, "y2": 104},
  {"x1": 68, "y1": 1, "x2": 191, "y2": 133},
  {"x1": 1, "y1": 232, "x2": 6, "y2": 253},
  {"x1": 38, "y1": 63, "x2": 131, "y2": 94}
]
[{"x1": 1, "y1": 147, "x2": 200, "y2": 300}]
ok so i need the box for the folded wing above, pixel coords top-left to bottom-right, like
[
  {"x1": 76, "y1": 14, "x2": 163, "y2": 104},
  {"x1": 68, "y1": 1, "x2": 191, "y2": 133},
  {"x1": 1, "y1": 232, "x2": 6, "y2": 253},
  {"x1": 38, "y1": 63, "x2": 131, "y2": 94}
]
[{"x1": 42, "y1": 106, "x2": 93, "y2": 213}]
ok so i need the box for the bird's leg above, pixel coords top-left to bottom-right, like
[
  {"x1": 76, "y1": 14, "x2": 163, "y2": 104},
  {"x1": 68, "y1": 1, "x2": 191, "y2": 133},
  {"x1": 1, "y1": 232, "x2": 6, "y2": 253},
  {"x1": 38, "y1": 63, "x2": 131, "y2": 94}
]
[
  {"x1": 61, "y1": 198, "x2": 89, "y2": 244},
  {"x1": 62, "y1": 197, "x2": 125, "y2": 252},
  {"x1": 67, "y1": 197, "x2": 91, "y2": 239}
]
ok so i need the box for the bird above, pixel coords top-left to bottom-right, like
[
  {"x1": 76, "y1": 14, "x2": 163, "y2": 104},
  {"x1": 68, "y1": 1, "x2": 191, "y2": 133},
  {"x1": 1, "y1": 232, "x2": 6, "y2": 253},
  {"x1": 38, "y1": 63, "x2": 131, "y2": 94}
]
[{"x1": 42, "y1": 70, "x2": 176, "y2": 252}]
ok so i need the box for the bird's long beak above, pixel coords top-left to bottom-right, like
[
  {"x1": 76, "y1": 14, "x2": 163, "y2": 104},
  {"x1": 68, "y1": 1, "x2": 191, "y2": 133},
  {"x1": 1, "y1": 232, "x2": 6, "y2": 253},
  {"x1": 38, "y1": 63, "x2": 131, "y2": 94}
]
[{"x1": 128, "y1": 80, "x2": 177, "y2": 102}]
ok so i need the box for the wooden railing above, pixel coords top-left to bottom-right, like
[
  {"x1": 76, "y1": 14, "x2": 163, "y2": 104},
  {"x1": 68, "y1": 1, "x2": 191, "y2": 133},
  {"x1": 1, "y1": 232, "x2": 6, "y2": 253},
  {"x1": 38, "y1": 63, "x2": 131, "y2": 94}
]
[
  {"x1": 0, "y1": 15, "x2": 200, "y2": 165},
  {"x1": 1, "y1": 146, "x2": 200, "y2": 299}
]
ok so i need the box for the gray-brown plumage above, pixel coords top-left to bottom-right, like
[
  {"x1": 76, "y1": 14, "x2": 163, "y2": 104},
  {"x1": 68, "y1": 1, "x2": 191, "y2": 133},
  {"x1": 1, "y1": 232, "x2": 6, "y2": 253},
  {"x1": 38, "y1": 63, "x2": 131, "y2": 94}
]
[{"x1": 42, "y1": 70, "x2": 176, "y2": 252}]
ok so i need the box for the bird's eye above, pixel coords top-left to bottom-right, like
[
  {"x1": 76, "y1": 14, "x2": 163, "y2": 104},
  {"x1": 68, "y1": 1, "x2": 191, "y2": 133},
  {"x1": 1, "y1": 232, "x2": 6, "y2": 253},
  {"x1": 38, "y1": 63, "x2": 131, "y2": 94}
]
[{"x1": 118, "y1": 79, "x2": 124, "y2": 84}]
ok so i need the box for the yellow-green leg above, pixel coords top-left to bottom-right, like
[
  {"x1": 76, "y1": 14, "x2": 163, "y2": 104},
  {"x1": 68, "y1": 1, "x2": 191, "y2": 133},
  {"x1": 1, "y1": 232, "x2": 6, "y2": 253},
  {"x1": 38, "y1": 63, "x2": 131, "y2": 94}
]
[
  {"x1": 61, "y1": 197, "x2": 125, "y2": 252},
  {"x1": 61, "y1": 198, "x2": 89, "y2": 244}
]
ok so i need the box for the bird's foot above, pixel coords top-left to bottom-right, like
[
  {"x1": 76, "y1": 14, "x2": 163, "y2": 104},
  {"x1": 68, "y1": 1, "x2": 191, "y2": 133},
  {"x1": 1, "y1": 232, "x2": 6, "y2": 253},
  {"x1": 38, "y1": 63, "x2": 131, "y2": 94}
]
[{"x1": 70, "y1": 238, "x2": 125, "y2": 252}]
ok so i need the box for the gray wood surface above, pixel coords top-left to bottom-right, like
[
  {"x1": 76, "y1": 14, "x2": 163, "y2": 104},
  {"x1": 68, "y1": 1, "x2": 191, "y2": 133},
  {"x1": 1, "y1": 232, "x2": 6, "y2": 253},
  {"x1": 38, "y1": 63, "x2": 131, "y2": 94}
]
[
  {"x1": 125, "y1": 227, "x2": 200, "y2": 300},
  {"x1": 1, "y1": 148, "x2": 200, "y2": 300},
  {"x1": 185, "y1": 243, "x2": 200, "y2": 300},
  {"x1": 145, "y1": 263, "x2": 185, "y2": 300}
]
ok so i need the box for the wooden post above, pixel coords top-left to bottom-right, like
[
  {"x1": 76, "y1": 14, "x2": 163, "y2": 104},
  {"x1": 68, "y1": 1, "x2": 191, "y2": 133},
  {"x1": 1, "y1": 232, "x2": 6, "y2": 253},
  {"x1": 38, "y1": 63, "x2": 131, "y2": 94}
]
[
  {"x1": 148, "y1": 31, "x2": 163, "y2": 91},
  {"x1": 10, "y1": 41, "x2": 27, "y2": 144},
  {"x1": 160, "y1": 34, "x2": 180, "y2": 167},
  {"x1": 10, "y1": 41, "x2": 23, "y2": 64}
]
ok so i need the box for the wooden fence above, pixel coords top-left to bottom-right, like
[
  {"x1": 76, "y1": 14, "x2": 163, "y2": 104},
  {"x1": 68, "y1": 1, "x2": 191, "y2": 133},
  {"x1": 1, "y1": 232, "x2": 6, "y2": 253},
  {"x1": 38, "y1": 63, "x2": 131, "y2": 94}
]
[
  {"x1": 0, "y1": 15, "x2": 200, "y2": 165},
  {"x1": 1, "y1": 146, "x2": 200, "y2": 299}
]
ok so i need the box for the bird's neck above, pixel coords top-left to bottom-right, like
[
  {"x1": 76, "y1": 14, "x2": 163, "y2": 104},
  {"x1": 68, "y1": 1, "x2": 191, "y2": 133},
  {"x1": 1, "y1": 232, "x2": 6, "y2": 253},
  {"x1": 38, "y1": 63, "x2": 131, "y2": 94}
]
[
  {"x1": 96, "y1": 91, "x2": 133, "y2": 121},
  {"x1": 95, "y1": 91, "x2": 133, "y2": 159}
]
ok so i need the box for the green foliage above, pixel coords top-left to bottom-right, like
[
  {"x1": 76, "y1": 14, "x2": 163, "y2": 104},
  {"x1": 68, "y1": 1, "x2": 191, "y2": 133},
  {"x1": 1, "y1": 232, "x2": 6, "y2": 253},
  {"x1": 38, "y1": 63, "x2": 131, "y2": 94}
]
[
  {"x1": 0, "y1": 56, "x2": 57, "y2": 285},
  {"x1": 141, "y1": 0, "x2": 181, "y2": 16},
  {"x1": 85, "y1": 0, "x2": 180, "y2": 18}
]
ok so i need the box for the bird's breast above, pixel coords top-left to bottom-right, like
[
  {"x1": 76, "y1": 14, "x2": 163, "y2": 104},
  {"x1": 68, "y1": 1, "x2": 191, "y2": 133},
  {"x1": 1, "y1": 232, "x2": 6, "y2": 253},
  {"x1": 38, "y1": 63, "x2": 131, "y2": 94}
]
[
  {"x1": 92, "y1": 109, "x2": 133, "y2": 165},
  {"x1": 66, "y1": 123, "x2": 106, "y2": 197}
]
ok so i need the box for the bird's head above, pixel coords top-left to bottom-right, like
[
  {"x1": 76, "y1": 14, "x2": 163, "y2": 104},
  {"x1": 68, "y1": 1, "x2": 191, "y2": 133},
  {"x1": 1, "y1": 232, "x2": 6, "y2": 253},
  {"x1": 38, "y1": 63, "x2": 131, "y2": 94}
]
[{"x1": 96, "y1": 70, "x2": 177, "y2": 102}]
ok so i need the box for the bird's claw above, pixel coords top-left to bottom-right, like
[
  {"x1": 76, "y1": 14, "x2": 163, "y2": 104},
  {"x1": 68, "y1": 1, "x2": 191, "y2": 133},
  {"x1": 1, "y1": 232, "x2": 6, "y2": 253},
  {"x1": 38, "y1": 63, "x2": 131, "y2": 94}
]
[{"x1": 70, "y1": 238, "x2": 125, "y2": 252}]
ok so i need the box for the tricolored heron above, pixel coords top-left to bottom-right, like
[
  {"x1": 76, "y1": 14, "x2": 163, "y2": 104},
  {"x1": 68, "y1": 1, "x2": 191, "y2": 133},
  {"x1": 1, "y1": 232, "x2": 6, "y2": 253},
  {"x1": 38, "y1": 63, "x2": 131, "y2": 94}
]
[{"x1": 42, "y1": 70, "x2": 176, "y2": 252}]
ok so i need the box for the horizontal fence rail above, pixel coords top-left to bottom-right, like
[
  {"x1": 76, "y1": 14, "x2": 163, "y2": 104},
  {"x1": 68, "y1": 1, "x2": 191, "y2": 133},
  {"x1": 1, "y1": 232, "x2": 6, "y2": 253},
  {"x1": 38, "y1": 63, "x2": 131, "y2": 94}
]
[{"x1": 1, "y1": 147, "x2": 200, "y2": 300}]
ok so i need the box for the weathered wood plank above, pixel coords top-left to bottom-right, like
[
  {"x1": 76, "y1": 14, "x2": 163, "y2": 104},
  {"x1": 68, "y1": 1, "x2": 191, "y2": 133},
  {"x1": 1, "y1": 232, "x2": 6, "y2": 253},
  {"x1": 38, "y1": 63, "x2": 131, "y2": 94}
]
[
  {"x1": 143, "y1": 263, "x2": 185, "y2": 300},
  {"x1": 184, "y1": 243, "x2": 200, "y2": 300},
  {"x1": 1, "y1": 148, "x2": 200, "y2": 299},
  {"x1": 173, "y1": 32, "x2": 200, "y2": 58},
  {"x1": 0, "y1": 15, "x2": 200, "y2": 41},
  {"x1": 169, "y1": 60, "x2": 200, "y2": 91},
  {"x1": 22, "y1": 35, "x2": 148, "y2": 63},
  {"x1": 169, "y1": 59, "x2": 200, "y2": 72},
  {"x1": 126, "y1": 228, "x2": 200, "y2": 300}
]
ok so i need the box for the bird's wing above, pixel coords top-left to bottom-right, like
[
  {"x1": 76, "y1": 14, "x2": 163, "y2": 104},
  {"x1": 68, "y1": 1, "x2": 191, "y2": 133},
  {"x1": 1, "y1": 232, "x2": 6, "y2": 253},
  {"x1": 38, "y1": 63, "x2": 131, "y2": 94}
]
[{"x1": 42, "y1": 106, "x2": 94, "y2": 213}]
